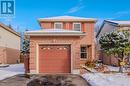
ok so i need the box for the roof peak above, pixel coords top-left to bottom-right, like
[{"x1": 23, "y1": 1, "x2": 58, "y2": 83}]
[
  {"x1": 40, "y1": 15, "x2": 87, "y2": 18},
  {"x1": 38, "y1": 15, "x2": 96, "y2": 21}
]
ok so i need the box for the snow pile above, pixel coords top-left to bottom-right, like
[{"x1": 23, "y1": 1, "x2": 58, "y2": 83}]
[
  {"x1": 107, "y1": 65, "x2": 130, "y2": 72},
  {"x1": 83, "y1": 73, "x2": 130, "y2": 86},
  {"x1": 0, "y1": 64, "x2": 24, "y2": 80}
]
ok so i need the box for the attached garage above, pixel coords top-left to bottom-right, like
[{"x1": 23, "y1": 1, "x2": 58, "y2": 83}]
[
  {"x1": 25, "y1": 16, "x2": 96, "y2": 74},
  {"x1": 39, "y1": 45, "x2": 71, "y2": 73}
]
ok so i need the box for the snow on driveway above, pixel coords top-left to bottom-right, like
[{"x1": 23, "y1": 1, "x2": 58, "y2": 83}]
[
  {"x1": 82, "y1": 73, "x2": 130, "y2": 86},
  {"x1": 0, "y1": 64, "x2": 24, "y2": 80}
]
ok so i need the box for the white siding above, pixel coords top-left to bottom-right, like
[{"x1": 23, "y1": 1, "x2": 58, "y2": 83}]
[{"x1": 0, "y1": 27, "x2": 20, "y2": 50}]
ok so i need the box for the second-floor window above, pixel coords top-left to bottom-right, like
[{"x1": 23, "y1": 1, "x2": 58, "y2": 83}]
[
  {"x1": 54, "y1": 23, "x2": 63, "y2": 29},
  {"x1": 73, "y1": 23, "x2": 81, "y2": 31}
]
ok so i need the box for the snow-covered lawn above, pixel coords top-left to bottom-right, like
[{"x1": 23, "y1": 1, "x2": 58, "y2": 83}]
[
  {"x1": 0, "y1": 64, "x2": 24, "y2": 80},
  {"x1": 83, "y1": 73, "x2": 130, "y2": 86},
  {"x1": 82, "y1": 66, "x2": 130, "y2": 86}
]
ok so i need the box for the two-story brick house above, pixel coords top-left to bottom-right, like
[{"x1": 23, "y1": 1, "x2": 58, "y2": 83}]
[{"x1": 25, "y1": 16, "x2": 96, "y2": 74}]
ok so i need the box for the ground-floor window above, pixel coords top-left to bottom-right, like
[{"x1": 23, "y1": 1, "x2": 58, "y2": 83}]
[{"x1": 80, "y1": 46, "x2": 87, "y2": 59}]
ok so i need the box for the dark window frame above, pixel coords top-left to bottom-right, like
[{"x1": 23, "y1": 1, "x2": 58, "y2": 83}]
[{"x1": 80, "y1": 46, "x2": 87, "y2": 59}]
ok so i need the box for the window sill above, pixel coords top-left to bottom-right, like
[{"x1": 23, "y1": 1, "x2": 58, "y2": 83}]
[{"x1": 80, "y1": 58, "x2": 87, "y2": 61}]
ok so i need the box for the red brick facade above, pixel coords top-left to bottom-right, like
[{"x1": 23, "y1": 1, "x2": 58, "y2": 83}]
[
  {"x1": 28, "y1": 17, "x2": 96, "y2": 74},
  {"x1": 40, "y1": 22, "x2": 93, "y2": 33}
]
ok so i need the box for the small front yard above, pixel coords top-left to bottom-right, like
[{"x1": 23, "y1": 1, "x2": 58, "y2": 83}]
[
  {"x1": 0, "y1": 64, "x2": 90, "y2": 86},
  {"x1": 1, "y1": 63, "x2": 130, "y2": 86},
  {"x1": 83, "y1": 72, "x2": 130, "y2": 86},
  {"x1": 82, "y1": 65, "x2": 130, "y2": 86},
  {"x1": 81, "y1": 30, "x2": 130, "y2": 86}
]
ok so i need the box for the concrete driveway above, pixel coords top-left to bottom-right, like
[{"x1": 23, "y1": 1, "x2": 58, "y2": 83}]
[{"x1": 0, "y1": 74, "x2": 90, "y2": 86}]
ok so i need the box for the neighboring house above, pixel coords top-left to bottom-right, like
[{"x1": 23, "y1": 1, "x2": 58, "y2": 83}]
[
  {"x1": 0, "y1": 23, "x2": 21, "y2": 64},
  {"x1": 25, "y1": 16, "x2": 96, "y2": 74},
  {"x1": 96, "y1": 20, "x2": 130, "y2": 66}
]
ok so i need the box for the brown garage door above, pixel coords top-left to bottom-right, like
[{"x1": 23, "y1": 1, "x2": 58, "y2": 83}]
[{"x1": 39, "y1": 45, "x2": 71, "y2": 73}]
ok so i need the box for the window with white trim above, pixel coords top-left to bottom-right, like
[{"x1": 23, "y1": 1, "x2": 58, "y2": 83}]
[
  {"x1": 80, "y1": 46, "x2": 87, "y2": 58},
  {"x1": 54, "y1": 23, "x2": 63, "y2": 29},
  {"x1": 73, "y1": 23, "x2": 81, "y2": 31}
]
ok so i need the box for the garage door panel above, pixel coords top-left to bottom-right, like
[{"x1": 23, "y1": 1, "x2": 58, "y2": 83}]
[{"x1": 39, "y1": 45, "x2": 70, "y2": 73}]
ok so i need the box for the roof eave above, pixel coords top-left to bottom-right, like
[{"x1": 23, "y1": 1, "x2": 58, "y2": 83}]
[
  {"x1": 25, "y1": 33, "x2": 85, "y2": 37},
  {"x1": 118, "y1": 24, "x2": 130, "y2": 27},
  {"x1": 104, "y1": 20, "x2": 119, "y2": 26},
  {"x1": 38, "y1": 19, "x2": 97, "y2": 23},
  {"x1": 0, "y1": 23, "x2": 20, "y2": 37}
]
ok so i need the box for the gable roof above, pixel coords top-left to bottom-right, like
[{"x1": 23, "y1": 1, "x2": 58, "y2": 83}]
[
  {"x1": 107, "y1": 20, "x2": 130, "y2": 26},
  {"x1": 38, "y1": 16, "x2": 96, "y2": 22},
  {"x1": 96, "y1": 20, "x2": 130, "y2": 38},
  {"x1": 0, "y1": 23, "x2": 20, "y2": 37}
]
